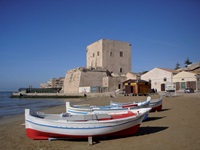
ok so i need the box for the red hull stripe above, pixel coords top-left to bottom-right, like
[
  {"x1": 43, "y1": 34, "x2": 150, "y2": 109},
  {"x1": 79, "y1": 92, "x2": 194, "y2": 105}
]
[
  {"x1": 110, "y1": 111, "x2": 135, "y2": 119},
  {"x1": 122, "y1": 104, "x2": 138, "y2": 108},
  {"x1": 26, "y1": 124, "x2": 141, "y2": 140}
]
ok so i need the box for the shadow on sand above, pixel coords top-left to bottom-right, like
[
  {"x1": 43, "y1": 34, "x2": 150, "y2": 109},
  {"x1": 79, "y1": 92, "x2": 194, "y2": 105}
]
[
  {"x1": 91, "y1": 126, "x2": 169, "y2": 144},
  {"x1": 144, "y1": 116, "x2": 166, "y2": 122},
  {"x1": 135, "y1": 126, "x2": 168, "y2": 136},
  {"x1": 51, "y1": 126, "x2": 168, "y2": 145},
  {"x1": 159, "y1": 108, "x2": 172, "y2": 112}
]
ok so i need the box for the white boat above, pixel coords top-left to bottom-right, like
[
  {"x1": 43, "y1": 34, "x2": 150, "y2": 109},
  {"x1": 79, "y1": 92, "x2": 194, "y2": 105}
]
[
  {"x1": 25, "y1": 108, "x2": 151, "y2": 140},
  {"x1": 110, "y1": 96, "x2": 151, "y2": 108},
  {"x1": 66, "y1": 96, "x2": 151, "y2": 115},
  {"x1": 66, "y1": 97, "x2": 151, "y2": 121},
  {"x1": 66, "y1": 101, "x2": 151, "y2": 114},
  {"x1": 149, "y1": 97, "x2": 162, "y2": 112},
  {"x1": 111, "y1": 96, "x2": 162, "y2": 112}
]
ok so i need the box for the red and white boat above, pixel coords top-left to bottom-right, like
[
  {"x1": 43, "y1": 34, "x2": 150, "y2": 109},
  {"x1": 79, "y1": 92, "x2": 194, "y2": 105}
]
[
  {"x1": 66, "y1": 96, "x2": 151, "y2": 115},
  {"x1": 110, "y1": 96, "x2": 162, "y2": 112},
  {"x1": 149, "y1": 97, "x2": 162, "y2": 112},
  {"x1": 110, "y1": 96, "x2": 151, "y2": 108},
  {"x1": 25, "y1": 108, "x2": 151, "y2": 140}
]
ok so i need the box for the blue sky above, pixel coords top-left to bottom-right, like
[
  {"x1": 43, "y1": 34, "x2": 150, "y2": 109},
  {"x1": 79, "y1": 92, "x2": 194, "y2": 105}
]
[{"x1": 0, "y1": 0, "x2": 200, "y2": 91}]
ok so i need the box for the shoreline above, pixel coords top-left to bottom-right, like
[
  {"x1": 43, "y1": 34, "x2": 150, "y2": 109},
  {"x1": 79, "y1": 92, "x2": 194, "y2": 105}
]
[{"x1": 1, "y1": 93, "x2": 200, "y2": 150}]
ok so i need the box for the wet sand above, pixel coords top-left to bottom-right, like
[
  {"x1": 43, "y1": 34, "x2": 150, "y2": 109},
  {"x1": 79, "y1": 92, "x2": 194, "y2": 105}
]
[{"x1": 0, "y1": 93, "x2": 200, "y2": 150}]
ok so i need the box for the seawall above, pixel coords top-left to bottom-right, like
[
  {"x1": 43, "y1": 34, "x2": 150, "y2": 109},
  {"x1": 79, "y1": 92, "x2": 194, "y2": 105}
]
[{"x1": 10, "y1": 92, "x2": 116, "y2": 98}]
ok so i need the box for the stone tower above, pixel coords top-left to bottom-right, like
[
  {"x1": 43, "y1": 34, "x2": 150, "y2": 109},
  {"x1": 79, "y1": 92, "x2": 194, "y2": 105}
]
[
  {"x1": 86, "y1": 39, "x2": 131, "y2": 75},
  {"x1": 63, "y1": 39, "x2": 132, "y2": 94}
]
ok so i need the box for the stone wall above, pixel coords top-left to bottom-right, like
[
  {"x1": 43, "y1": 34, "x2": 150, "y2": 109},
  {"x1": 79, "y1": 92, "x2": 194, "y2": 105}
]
[
  {"x1": 63, "y1": 68, "x2": 82, "y2": 94},
  {"x1": 103, "y1": 76, "x2": 127, "y2": 92},
  {"x1": 63, "y1": 68, "x2": 108, "y2": 94}
]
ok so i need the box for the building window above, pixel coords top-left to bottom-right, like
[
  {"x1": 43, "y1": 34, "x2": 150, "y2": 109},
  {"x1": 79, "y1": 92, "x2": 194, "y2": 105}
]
[
  {"x1": 110, "y1": 52, "x2": 112, "y2": 56},
  {"x1": 93, "y1": 53, "x2": 95, "y2": 57},
  {"x1": 97, "y1": 51, "x2": 99, "y2": 56},
  {"x1": 118, "y1": 84, "x2": 121, "y2": 89},
  {"x1": 120, "y1": 68, "x2": 122, "y2": 73},
  {"x1": 120, "y1": 51, "x2": 123, "y2": 57},
  {"x1": 163, "y1": 77, "x2": 167, "y2": 82}
]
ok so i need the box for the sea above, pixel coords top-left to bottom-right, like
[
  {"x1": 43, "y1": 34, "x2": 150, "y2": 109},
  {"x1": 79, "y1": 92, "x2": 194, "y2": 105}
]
[{"x1": 0, "y1": 91, "x2": 84, "y2": 119}]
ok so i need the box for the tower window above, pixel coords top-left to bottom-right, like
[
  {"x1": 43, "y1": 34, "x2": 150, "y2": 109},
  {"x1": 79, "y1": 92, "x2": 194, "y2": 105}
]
[
  {"x1": 110, "y1": 52, "x2": 112, "y2": 56},
  {"x1": 120, "y1": 68, "x2": 122, "y2": 73},
  {"x1": 97, "y1": 51, "x2": 99, "y2": 56},
  {"x1": 120, "y1": 51, "x2": 123, "y2": 57},
  {"x1": 93, "y1": 53, "x2": 95, "y2": 57},
  {"x1": 118, "y1": 84, "x2": 121, "y2": 89}
]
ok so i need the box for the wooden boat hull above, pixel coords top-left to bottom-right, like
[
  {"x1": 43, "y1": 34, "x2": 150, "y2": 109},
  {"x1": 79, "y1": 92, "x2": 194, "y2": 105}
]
[
  {"x1": 149, "y1": 97, "x2": 162, "y2": 112},
  {"x1": 66, "y1": 102, "x2": 151, "y2": 121},
  {"x1": 110, "y1": 96, "x2": 151, "y2": 108},
  {"x1": 25, "y1": 108, "x2": 151, "y2": 140},
  {"x1": 66, "y1": 96, "x2": 151, "y2": 115},
  {"x1": 26, "y1": 124, "x2": 141, "y2": 140},
  {"x1": 110, "y1": 96, "x2": 162, "y2": 112}
]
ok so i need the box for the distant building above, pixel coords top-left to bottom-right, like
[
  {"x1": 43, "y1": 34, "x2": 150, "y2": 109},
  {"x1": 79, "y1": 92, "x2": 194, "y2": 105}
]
[
  {"x1": 40, "y1": 77, "x2": 64, "y2": 88},
  {"x1": 50, "y1": 77, "x2": 65, "y2": 88},
  {"x1": 40, "y1": 83, "x2": 51, "y2": 88},
  {"x1": 63, "y1": 39, "x2": 132, "y2": 94},
  {"x1": 126, "y1": 72, "x2": 141, "y2": 80}
]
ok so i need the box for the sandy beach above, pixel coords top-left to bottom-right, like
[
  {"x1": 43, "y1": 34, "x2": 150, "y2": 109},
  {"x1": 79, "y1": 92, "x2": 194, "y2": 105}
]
[{"x1": 0, "y1": 93, "x2": 200, "y2": 150}]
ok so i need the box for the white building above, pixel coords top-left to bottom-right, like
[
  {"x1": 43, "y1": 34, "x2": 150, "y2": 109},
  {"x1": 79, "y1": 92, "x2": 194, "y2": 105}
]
[
  {"x1": 173, "y1": 71, "x2": 200, "y2": 91},
  {"x1": 141, "y1": 68, "x2": 178, "y2": 92}
]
